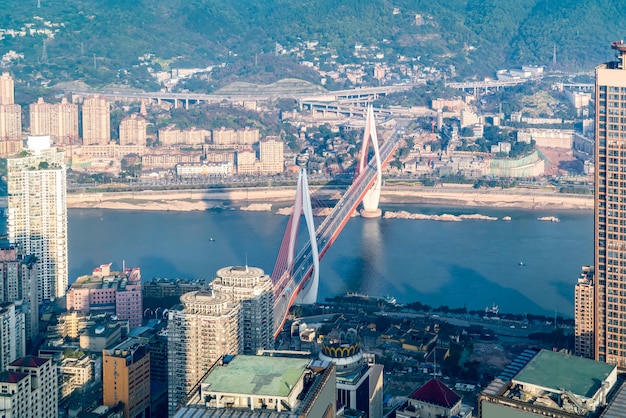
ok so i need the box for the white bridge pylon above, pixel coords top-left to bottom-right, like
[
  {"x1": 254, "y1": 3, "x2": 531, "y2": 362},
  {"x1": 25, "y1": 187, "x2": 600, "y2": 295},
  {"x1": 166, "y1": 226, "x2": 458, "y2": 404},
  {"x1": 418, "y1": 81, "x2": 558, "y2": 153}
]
[
  {"x1": 358, "y1": 105, "x2": 383, "y2": 218},
  {"x1": 293, "y1": 168, "x2": 320, "y2": 304}
]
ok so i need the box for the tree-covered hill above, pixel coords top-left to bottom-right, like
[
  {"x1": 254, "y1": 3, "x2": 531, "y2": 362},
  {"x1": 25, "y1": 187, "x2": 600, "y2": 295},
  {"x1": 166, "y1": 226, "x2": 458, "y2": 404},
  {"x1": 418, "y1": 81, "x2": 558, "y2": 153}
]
[{"x1": 1, "y1": 0, "x2": 625, "y2": 89}]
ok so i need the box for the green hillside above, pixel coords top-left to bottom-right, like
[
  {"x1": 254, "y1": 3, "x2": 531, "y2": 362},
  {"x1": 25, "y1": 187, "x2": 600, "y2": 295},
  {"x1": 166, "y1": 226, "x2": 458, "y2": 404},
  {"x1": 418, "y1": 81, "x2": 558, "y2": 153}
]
[{"x1": 0, "y1": 0, "x2": 625, "y2": 89}]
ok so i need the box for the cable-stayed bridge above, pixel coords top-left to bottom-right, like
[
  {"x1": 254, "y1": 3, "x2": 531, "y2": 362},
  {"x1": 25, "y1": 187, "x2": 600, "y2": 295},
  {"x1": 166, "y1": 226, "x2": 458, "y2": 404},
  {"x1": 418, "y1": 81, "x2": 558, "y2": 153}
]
[{"x1": 271, "y1": 106, "x2": 402, "y2": 338}]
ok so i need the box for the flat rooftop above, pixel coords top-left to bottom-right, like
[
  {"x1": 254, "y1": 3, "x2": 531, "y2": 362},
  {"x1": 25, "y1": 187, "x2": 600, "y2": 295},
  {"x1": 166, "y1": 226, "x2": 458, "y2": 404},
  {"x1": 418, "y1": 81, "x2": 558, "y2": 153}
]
[
  {"x1": 202, "y1": 355, "x2": 310, "y2": 397},
  {"x1": 513, "y1": 350, "x2": 615, "y2": 398}
]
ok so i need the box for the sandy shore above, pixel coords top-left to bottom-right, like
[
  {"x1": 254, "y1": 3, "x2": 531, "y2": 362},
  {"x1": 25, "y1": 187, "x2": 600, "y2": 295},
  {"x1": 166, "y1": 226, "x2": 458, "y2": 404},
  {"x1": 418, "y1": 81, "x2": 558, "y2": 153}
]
[{"x1": 66, "y1": 184, "x2": 593, "y2": 212}]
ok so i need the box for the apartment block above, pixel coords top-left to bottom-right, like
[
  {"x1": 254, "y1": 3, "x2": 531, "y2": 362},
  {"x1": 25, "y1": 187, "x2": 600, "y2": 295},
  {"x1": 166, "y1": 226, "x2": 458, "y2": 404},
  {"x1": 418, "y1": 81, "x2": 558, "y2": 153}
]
[
  {"x1": 0, "y1": 72, "x2": 14, "y2": 105},
  {"x1": 7, "y1": 136, "x2": 67, "y2": 302},
  {"x1": 7, "y1": 355, "x2": 58, "y2": 418},
  {"x1": 119, "y1": 114, "x2": 147, "y2": 146},
  {"x1": 575, "y1": 266, "x2": 594, "y2": 359},
  {"x1": 0, "y1": 248, "x2": 38, "y2": 342},
  {"x1": 167, "y1": 290, "x2": 240, "y2": 416},
  {"x1": 103, "y1": 340, "x2": 151, "y2": 418},
  {"x1": 593, "y1": 41, "x2": 626, "y2": 366},
  {"x1": 0, "y1": 303, "x2": 25, "y2": 372},
  {"x1": 0, "y1": 104, "x2": 22, "y2": 141},
  {"x1": 259, "y1": 136, "x2": 284, "y2": 174},
  {"x1": 29, "y1": 97, "x2": 78, "y2": 145},
  {"x1": 210, "y1": 265, "x2": 274, "y2": 354},
  {"x1": 82, "y1": 94, "x2": 110, "y2": 145},
  {"x1": 212, "y1": 127, "x2": 260, "y2": 145}
]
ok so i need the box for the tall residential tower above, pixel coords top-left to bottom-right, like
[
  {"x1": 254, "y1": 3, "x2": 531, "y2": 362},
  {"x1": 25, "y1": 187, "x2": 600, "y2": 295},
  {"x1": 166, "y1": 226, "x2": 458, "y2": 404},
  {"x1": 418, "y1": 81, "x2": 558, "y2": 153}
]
[
  {"x1": 7, "y1": 136, "x2": 68, "y2": 302},
  {"x1": 594, "y1": 41, "x2": 626, "y2": 366},
  {"x1": 82, "y1": 94, "x2": 110, "y2": 145}
]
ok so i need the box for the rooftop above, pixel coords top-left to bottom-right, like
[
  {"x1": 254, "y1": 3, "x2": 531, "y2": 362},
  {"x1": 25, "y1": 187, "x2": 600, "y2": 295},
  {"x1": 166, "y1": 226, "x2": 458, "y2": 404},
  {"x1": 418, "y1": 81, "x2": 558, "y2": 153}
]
[
  {"x1": 9, "y1": 355, "x2": 49, "y2": 368},
  {"x1": 410, "y1": 378, "x2": 461, "y2": 408},
  {"x1": 202, "y1": 355, "x2": 310, "y2": 397},
  {"x1": 0, "y1": 371, "x2": 27, "y2": 384},
  {"x1": 513, "y1": 349, "x2": 615, "y2": 398}
]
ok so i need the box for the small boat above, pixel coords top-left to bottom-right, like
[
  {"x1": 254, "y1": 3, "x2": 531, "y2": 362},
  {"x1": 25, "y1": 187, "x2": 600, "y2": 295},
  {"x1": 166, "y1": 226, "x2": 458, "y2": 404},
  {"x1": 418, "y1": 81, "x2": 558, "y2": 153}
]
[
  {"x1": 519, "y1": 261, "x2": 525, "y2": 267},
  {"x1": 209, "y1": 237, "x2": 215, "y2": 242},
  {"x1": 537, "y1": 216, "x2": 560, "y2": 222},
  {"x1": 503, "y1": 216, "x2": 512, "y2": 221}
]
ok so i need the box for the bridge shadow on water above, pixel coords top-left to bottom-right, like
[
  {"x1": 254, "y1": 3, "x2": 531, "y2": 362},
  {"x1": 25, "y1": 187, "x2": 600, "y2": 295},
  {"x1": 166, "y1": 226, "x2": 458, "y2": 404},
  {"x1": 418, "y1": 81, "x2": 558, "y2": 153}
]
[
  {"x1": 325, "y1": 259, "x2": 550, "y2": 317},
  {"x1": 402, "y1": 264, "x2": 549, "y2": 315}
]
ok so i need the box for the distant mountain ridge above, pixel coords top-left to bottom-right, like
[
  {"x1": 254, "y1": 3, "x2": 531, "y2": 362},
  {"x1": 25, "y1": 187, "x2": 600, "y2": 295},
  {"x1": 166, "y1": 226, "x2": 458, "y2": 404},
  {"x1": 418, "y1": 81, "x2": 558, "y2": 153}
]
[{"x1": 0, "y1": 0, "x2": 625, "y2": 87}]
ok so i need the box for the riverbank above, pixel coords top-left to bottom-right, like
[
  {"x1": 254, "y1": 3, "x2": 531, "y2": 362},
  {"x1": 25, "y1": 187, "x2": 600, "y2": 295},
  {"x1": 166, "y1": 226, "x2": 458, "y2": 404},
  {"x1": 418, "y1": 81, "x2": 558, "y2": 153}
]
[{"x1": 66, "y1": 184, "x2": 593, "y2": 212}]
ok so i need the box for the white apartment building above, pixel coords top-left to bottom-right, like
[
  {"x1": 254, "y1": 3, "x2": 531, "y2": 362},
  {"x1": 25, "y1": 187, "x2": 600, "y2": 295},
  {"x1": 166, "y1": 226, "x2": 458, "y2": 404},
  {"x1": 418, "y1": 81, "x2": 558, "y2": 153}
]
[
  {"x1": 6, "y1": 355, "x2": 58, "y2": 418},
  {"x1": 167, "y1": 290, "x2": 240, "y2": 416},
  {"x1": 7, "y1": 136, "x2": 68, "y2": 301},
  {"x1": 0, "y1": 303, "x2": 25, "y2": 372},
  {"x1": 210, "y1": 265, "x2": 274, "y2": 354}
]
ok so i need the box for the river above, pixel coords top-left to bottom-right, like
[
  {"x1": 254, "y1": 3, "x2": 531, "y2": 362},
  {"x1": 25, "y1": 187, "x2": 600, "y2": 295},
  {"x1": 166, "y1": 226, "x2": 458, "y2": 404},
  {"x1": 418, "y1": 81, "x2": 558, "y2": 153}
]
[{"x1": 68, "y1": 204, "x2": 593, "y2": 317}]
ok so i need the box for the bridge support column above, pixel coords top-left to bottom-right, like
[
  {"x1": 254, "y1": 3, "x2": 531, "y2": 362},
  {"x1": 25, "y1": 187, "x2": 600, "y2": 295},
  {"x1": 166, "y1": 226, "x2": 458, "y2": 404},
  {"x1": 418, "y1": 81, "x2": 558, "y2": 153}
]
[{"x1": 358, "y1": 105, "x2": 383, "y2": 218}]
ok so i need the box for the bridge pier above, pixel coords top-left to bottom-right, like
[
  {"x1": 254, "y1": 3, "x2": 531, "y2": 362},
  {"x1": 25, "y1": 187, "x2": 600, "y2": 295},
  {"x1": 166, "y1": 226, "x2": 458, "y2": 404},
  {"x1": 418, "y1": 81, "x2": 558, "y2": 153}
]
[{"x1": 358, "y1": 105, "x2": 383, "y2": 218}]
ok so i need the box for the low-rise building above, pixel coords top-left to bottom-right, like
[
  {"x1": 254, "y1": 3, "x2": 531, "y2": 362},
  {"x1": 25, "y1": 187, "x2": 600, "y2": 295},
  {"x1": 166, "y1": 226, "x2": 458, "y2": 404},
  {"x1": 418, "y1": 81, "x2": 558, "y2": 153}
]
[
  {"x1": 66, "y1": 263, "x2": 142, "y2": 328},
  {"x1": 59, "y1": 354, "x2": 94, "y2": 400}
]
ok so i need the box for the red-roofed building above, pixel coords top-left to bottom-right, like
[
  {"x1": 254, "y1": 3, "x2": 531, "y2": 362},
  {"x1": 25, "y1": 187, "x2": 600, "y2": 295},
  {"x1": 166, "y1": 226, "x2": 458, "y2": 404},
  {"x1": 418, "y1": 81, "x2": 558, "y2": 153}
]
[
  {"x1": 7, "y1": 355, "x2": 58, "y2": 418},
  {"x1": 397, "y1": 378, "x2": 471, "y2": 418},
  {"x1": 0, "y1": 370, "x2": 29, "y2": 417}
]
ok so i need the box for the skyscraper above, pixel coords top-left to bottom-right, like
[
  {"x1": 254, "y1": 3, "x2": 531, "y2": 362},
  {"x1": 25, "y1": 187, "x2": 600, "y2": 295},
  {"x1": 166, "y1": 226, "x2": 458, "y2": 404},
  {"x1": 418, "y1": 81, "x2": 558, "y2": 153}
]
[
  {"x1": 30, "y1": 97, "x2": 78, "y2": 145},
  {"x1": 210, "y1": 265, "x2": 274, "y2": 354},
  {"x1": 167, "y1": 290, "x2": 240, "y2": 416},
  {"x1": 0, "y1": 72, "x2": 14, "y2": 105},
  {"x1": 0, "y1": 72, "x2": 22, "y2": 156},
  {"x1": 593, "y1": 41, "x2": 626, "y2": 366},
  {"x1": 575, "y1": 266, "x2": 594, "y2": 359},
  {"x1": 82, "y1": 94, "x2": 110, "y2": 145},
  {"x1": 7, "y1": 136, "x2": 68, "y2": 302}
]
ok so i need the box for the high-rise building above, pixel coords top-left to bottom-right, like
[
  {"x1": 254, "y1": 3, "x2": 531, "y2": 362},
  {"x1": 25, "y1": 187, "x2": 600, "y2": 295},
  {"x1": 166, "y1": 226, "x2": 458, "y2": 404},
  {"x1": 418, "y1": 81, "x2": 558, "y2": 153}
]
[
  {"x1": 210, "y1": 265, "x2": 274, "y2": 354},
  {"x1": 575, "y1": 265, "x2": 594, "y2": 359},
  {"x1": 29, "y1": 97, "x2": 78, "y2": 145},
  {"x1": 0, "y1": 248, "x2": 38, "y2": 343},
  {"x1": 0, "y1": 73, "x2": 21, "y2": 156},
  {"x1": 0, "y1": 103, "x2": 22, "y2": 141},
  {"x1": 119, "y1": 113, "x2": 147, "y2": 146},
  {"x1": 7, "y1": 136, "x2": 67, "y2": 302},
  {"x1": 82, "y1": 94, "x2": 110, "y2": 145},
  {"x1": 0, "y1": 72, "x2": 14, "y2": 105},
  {"x1": 259, "y1": 136, "x2": 284, "y2": 174},
  {"x1": 167, "y1": 290, "x2": 240, "y2": 416},
  {"x1": 0, "y1": 303, "x2": 25, "y2": 371},
  {"x1": 103, "y1": 340, "x2": 151, "y2": 418},
  {"x1": 593, "y1": 41, "x2": 626, "y2": 366},
  {"x1": 7, "y1": 356, "x2": 58, "y2": 418}
]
